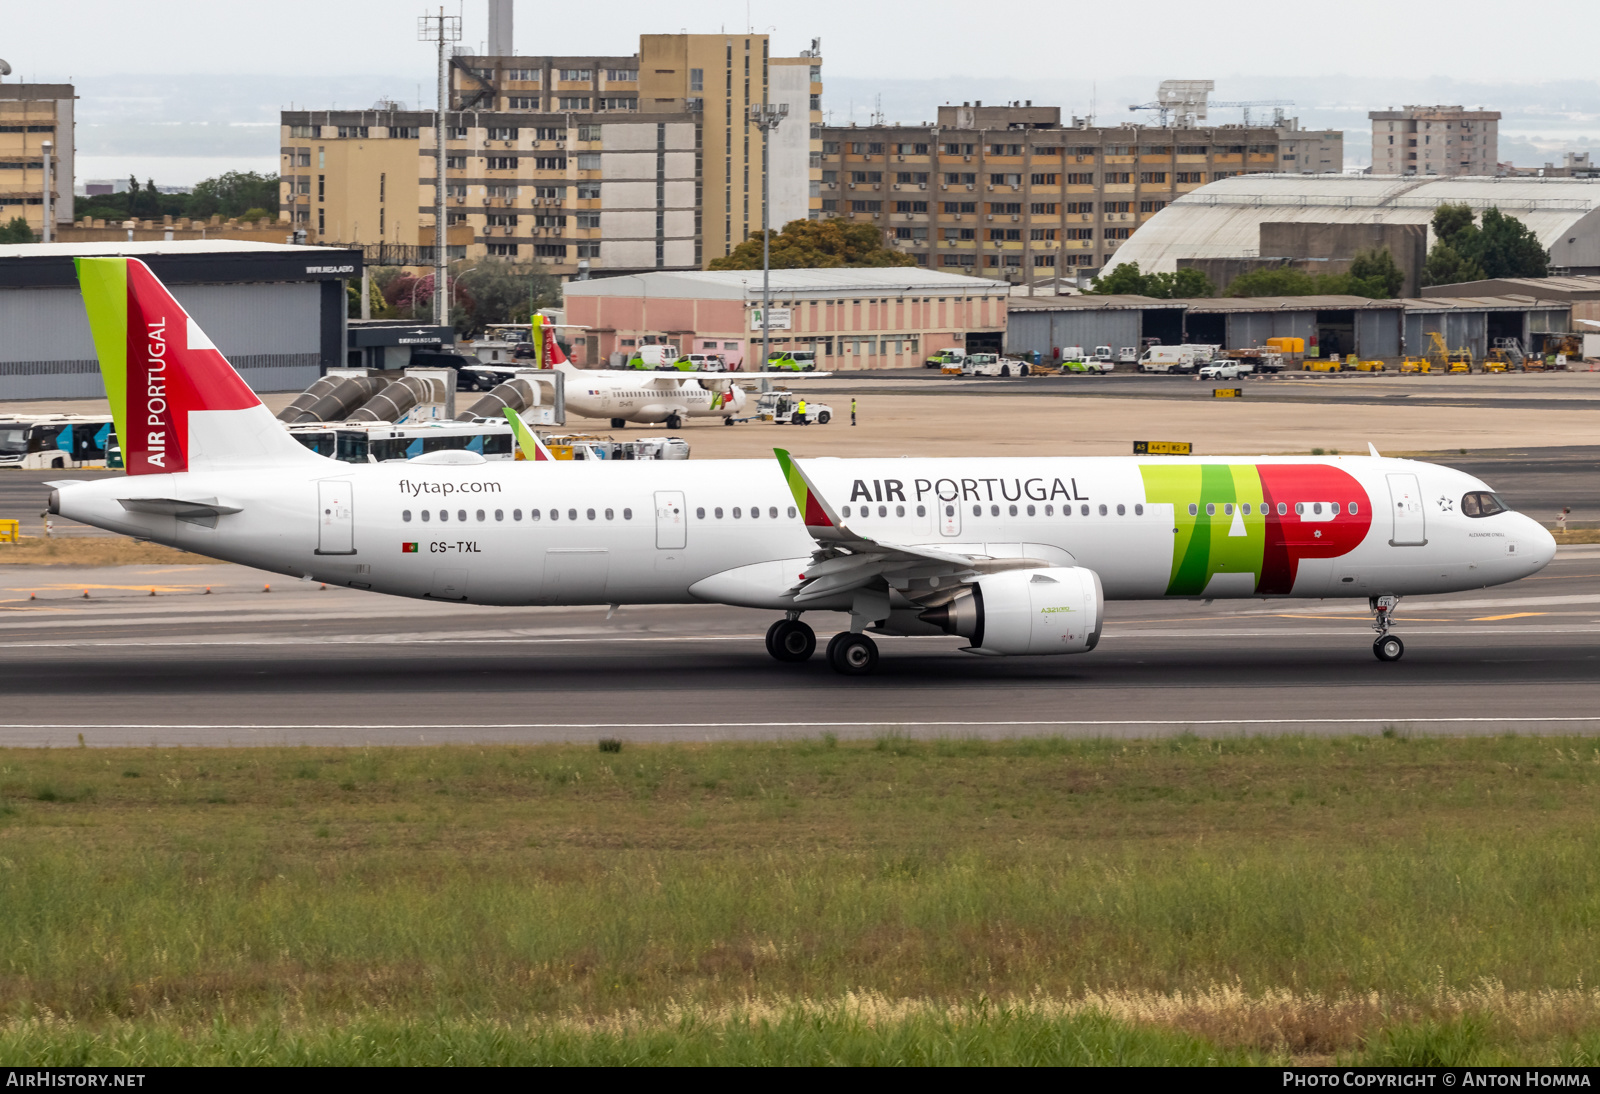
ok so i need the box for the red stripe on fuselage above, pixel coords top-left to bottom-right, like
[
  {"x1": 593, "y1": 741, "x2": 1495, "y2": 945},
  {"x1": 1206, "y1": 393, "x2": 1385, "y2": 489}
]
[{"x1": 1256, "y1": 464, "x2": 1374, "y2": 594}]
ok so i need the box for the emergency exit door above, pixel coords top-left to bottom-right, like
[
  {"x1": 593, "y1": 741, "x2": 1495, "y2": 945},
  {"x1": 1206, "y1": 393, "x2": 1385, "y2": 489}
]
[
  {"x1": 1386, "y1": 473, "x2": 1427, "y2": 547},
  {"x1": 654, "y1": 490, "x2": 687, "y2": 549},
  {"x1": 317, "y1": 480, "x2": 355, "y2": 555}
]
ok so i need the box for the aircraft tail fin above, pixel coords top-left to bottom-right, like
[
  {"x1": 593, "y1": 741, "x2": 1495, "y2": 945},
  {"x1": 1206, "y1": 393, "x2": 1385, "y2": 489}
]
[
  {"x1": 503, "y1": 407, "x2": 555, "y2": 460},
  {"x1": 75, "y1": 257, "x2": 322, "y2": 475}
]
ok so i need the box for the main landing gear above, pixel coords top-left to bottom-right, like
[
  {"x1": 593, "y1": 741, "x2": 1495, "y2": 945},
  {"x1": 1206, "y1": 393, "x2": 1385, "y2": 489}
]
[
  {"x1": 764, "y1": 614, "x2": 880, "y2": 675},
  {"x1": 1370, "y1": 595, "x2": 1404, "y2": 662}
]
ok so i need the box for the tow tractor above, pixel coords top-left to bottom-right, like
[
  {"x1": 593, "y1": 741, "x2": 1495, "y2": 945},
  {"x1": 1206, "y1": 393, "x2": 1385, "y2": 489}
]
[
  {"x1": 731, "y1": 390, "x2": 834, "y2": 425},
  {"x1": 962, "y1": 353, "x2": 1029, "y2": 377}
]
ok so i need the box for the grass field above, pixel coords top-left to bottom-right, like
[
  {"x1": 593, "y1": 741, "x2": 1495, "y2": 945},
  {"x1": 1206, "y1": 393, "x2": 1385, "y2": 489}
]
[
  {"x1": 4, "y1": 735, "x2": 1600, "y2": 1065},
  {"x1": 0, "y1": 536, "x2": 217, "y2": 566}
]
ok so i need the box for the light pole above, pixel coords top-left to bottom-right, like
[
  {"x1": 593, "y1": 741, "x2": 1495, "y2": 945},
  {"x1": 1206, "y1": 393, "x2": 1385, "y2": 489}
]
[
  {"x1": 419, "y1": 7, "x2": 461, "y2": 330},
  {"x1": 40, "y1": 140, "x2": 51, "y2": 244},
  {"x1": 748, "y1": 102, "x2": 787, "y2": 370}
]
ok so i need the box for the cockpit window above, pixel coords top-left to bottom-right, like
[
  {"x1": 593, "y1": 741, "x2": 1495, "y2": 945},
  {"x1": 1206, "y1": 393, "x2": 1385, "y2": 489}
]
[{"x1": 1462, "y1": 492, "x2": 1509, "y2": 518}]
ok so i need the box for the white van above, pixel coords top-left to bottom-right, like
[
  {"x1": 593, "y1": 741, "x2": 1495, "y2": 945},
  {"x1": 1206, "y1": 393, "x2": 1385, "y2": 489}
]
[{"x1": 1138, "y1": 345, "x2": 1202, "y2": 373}]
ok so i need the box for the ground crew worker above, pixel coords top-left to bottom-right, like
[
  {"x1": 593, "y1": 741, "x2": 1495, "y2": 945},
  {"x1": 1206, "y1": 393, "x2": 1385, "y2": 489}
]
[
  {"x1": 796, "y1": 397, "x2": 808, "y2": 426},
  {"x1": 851, "y1": 397, "x2": 857, "y2": 426}
]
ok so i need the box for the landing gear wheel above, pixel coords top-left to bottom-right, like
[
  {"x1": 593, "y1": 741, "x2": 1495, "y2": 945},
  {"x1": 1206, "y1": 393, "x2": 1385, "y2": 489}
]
[
  {"x1": 1374, "y1": 635, "x2": 1405, "y2": 662},
  {"x1": 610, "y1": 418, "x2": 627, "y2": 429},
  {"x1": 828, "y1": 632, "x2": 879, "y2": 675},
  {"x1": 723, "y1": 416, "x2": 735, "y2": 426},
  {"x1": 665, "y1": 413, "x2": 683, "y2": 430},
  {"x1": 769, "y1": 620, "x2": 816, "y2": 663}
]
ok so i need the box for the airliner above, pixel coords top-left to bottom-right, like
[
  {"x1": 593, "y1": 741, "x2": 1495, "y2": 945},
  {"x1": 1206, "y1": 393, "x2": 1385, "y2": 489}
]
[
  {"x1": 526, "y1": 323, "x2": 747, "y2": 429},
  {"x1": 49, "y1": 258, "x2": 1556, "y2": 674}
]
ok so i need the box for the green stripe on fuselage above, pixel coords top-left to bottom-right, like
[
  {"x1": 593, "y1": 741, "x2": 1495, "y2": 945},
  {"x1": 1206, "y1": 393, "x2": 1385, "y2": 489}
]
[{"x1": 1140, "y1": 463, "x2": 1266, "y2": 595}]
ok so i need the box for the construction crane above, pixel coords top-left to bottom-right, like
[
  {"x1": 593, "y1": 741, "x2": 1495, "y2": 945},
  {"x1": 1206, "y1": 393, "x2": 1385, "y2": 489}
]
[{"x1": 1128, "y1": 98, "x2": 1295, "y2": 127}]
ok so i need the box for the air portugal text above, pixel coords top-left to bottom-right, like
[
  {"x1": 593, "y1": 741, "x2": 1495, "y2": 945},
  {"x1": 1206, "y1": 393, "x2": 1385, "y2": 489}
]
[
  {"x1": 143, "y1": 317, "x2": 172, "y2": 468},
  {"x1": 853, "y1": 477, "x2": 1091, "y2": 504}
]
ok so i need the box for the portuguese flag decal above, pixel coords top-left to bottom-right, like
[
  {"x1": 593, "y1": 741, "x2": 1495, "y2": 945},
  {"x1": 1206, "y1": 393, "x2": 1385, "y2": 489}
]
[{"x1": 402, "y1": 542, "x2": 419, "y2": 553}]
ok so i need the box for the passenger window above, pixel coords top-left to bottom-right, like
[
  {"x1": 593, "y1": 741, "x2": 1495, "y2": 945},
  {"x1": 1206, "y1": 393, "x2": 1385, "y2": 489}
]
[
  {"x1": 1242, "y1": 503, "x2": 1251, "y2": 515},
  {"x1": 733, "y1": 507, "x2": 742, "y2": 518},
  {"x1": 772, "y1": 507, "x2": 780, "y2": 519},
  {"x1": 1224, "y1": 503, "x2": 1233, "y2": 515},
  {"x1": 896, "y1": 505, "x2": 905, "y2": 517},
  {"x1": 494, "y1": 509, "x2": 503, "y2": 521},
  {"x1": 1008, "y1": 504, "x2": 1018, "y2": 517},
  {"x1": 750, "y1": 506, "x2": 760, "y2": 520},
  {"x1": 1277, "y1": 502, "x2": 1287, "y2": 516},
  {"x1": 1026, "y1": 505, "x2": 1035, "y2": 517},
  {"x1": 514, "y1": 509, "x2": 523, "y2": 521},
  {"x1": 440, "y1": 510, "x2": 449, "y2": 522},
  {"x1": 421, "y1": 510, "x2": 431, "y2": 522},
  {"x1": 458, "y1": 510, "x2": 467, "y2": 522},
  {"x1": 531, "y1": 509, "x2": 541, "y2": 521},
  {"x1": 1134, "y1": 503, "x2": 1144, "y2": 516},
  {"x1": 1116, "y1": 504, "x2": 1125, "y2": 516},
  {"x1": 1080, "y1": 504, "x2": 1089, "y2": 516},
  {"x1": 587, "y1": 509, "x2": 595, "y2": 520},
  {"x1": 696, "y1": 507, "x2": 705, "y2": 519},
  {"x1": 606, "y1": 508, "x2": 614, "y2": 520},
  {"x1": 1098, "y1": 504, "x2": 1107, "y2": 516},
  {"x1": 623, "y1": 508, "x2": 633, "y2": 520},
  {"x1": 788, "y1": 506, "x2": 797, "y2": 518},
  {"x1": 842, "y1": 505, "x2": 851, "y2": 517},
  {"x1": 990, "y1": 504, "x2": 1000, "y2": 516},
  {"x1": 403, "y1": 510, "x2": 412, "y2": 522},
  {"x1": 1348, "y1": 502, "x2": 1358, "y2": 515},
  {"x1": 714, "y1": 507, "x2": 724, "y2": 518},
  {"x1": 476, "y1": 509, "x2": 486, "y2": 521},
  {"x1": 917, "y1": 505, "x2": 926, "y2": 517},
  {"x1": 1044, "y1": 504, "x2": 1054, "y2": 516},
  {"x1": 1188, "y1": 503, "x2": 1198, "y2": 515},
  {"x1": 568, "y1": 509, "x2": 577, "y2": 521},
  {"x1": 972, "y1": 504, "x2": 982, "y2": 517},
  {"x1": 1313, "y1": 502, "x2": 1322, "y2": 515},
  {"x1": 1295, "y1": 503, "x2": 1304, "y2": 515},
  {"x1": 1205, "y1": 503, "x2": 1215, "y2": 516}
]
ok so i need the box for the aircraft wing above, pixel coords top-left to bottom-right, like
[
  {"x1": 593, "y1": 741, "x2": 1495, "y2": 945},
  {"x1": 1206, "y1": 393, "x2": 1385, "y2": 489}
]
[{"x1": 773, "y1": 448, "x2": 1049, "y2": 605}]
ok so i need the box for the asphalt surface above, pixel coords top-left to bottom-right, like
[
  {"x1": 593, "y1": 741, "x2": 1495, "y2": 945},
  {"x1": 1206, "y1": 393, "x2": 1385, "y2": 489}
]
[{"x1": 0, "y1": 545, "x2": 1595, "y2": 747}]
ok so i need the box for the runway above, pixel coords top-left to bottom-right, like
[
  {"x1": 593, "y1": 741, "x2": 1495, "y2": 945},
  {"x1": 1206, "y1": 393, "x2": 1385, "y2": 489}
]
[{"x1": 0, "y1": 545, "x2": 1596, "y2": 747}]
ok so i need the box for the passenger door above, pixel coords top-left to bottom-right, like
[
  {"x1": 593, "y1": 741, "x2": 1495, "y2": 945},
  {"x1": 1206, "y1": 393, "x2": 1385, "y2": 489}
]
[
  {"x1": 1386, "y1": 473, "x2": 1427, "y2": 546},
  {"x1": 940, "y1": 499, "x2": 962, "y2": 537},
  {"x1": 316, "y1": 480, "x2": 355, "y2": 555},
  {"x1": 655, "y1": 490, "x2": 687, "y2": 549}
]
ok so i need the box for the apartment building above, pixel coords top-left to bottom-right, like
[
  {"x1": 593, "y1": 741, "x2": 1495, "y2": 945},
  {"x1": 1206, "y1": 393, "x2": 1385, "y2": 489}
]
[
  {"x1": 281, "y1": 32, "x2": 821, "y2": 276},
  {"x1": 0, "y1": 83, "x2": 74, "y2": 238},
  {"x1": 818, "y1": 103, "x2": 1341, "y2": 287},
  {"x1": 1369, "y1": 106, "x2": 1500, "y2": 177}
]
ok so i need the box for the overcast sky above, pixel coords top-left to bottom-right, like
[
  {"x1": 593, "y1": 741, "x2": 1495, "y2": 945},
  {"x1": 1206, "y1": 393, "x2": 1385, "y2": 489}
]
[{"x1": 9, "y1": 0, "x2": 1600, "y2": 83}]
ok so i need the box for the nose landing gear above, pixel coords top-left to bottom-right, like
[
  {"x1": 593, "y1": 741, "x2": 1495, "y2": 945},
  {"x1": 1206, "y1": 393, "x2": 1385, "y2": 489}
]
[{"x1": 1371, "y1": 595, "x2": 1404, "y2": 661}]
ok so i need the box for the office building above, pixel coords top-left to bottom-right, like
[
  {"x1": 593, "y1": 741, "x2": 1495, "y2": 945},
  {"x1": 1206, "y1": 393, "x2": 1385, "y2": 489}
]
[
  {"x1": 0, "y1": 83, "x2": 74, "y2": 238},
  {"x1": 817, "y1": 101, "x2": 1341, "y2": 289},
  {"x1": 1369, "y1": 105, "x2": 1499, "y2": 177}
]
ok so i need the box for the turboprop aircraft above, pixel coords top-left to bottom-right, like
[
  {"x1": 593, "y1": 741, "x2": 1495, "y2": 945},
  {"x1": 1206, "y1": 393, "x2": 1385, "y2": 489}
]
[
  {"x1": 50, "y1": 258, "x2": 1557, "y2": 674},
  {"x1": 523, "y1": 318, "x2": 746, "y2": 429}
]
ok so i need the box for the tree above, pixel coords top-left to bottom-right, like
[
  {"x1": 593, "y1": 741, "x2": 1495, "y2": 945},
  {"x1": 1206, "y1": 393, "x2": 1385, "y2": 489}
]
[
  {"x1": 1431, "y1": 202, "x2": 1476, "y2": 247},
  {"x1": 1347, "y1": 246, "x2": 1405, "y2": 298},
  {"x1": 1226, "y1": 267, "x2": 1318, "y2": 297},
  {"x1": 709, "y1": 218, "x2": 914, "y2": 270},
  {"x1": 0, "y1": 216, "x2": 35, "y2": 243},
  {"x1": 453, "y1": 259, "x2": 563, "y2": 335},
  {"x1": 1421, "y1": 242, "x2": 1486, "y2": 288},
  {"x1": 1086, "y1": 261, "x2": 1213, "y2": 298},
  {"x1": 1472, "y1": 207, "x2": 1549, "y2": 279},
  {"x1": 188, "y1": 171, "x2": 280, "y2": 220}
]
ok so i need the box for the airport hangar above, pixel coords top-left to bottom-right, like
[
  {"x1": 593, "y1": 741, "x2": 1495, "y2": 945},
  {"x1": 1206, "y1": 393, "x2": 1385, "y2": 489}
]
[
  {"x1": 0, "y1": 240, "x2": 364, "y2": 400},
  {"x1": 1006, "y1": 293, "x2": 1573, "y2": 361}
]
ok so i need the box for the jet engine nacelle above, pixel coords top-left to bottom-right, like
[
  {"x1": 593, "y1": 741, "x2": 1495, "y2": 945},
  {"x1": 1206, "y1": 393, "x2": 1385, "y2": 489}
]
[{"x1": 919, "y1": 566, "x2": 1103, "y2": 656}]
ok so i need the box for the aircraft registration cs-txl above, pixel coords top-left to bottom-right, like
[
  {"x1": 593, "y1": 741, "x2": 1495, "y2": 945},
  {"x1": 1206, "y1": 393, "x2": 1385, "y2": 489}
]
[{"x1": 50, "y1": 259, "x2": 1556, "y2": 674}]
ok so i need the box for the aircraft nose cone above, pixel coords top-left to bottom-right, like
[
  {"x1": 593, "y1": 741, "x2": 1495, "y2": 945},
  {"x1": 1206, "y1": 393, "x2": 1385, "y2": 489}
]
[{"x1": 1523, "y1": 514, "x2": 1558, "y2": 571}]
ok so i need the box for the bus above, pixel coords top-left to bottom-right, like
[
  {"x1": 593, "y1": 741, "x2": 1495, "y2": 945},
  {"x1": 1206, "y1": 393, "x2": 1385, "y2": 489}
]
[
  {"x1": 0, "y1": 414, "x2": 120, "y2": 469},
  {"x1": 287, "y1": 420, "x2": 516, "y2": 464}
]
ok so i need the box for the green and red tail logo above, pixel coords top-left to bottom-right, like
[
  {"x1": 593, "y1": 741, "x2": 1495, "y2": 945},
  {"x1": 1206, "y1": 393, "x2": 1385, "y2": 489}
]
[
  {"x1": 775, "y1": 448, "x2": 838, "y2": 532},
  {"x1": 502, "y1": 407, "x2": 554, "y2": 461},
  {"x1": 75, "y1": 257, "x2": 260, "y2": 476}
]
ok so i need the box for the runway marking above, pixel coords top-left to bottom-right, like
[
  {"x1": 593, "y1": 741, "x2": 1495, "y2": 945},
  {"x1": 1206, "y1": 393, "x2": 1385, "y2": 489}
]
[
  {"x1": 11, "y1": 716, "x2": 1600, "y2": 732},
  {"x1": 1472, "y1": 612, "x2": 1548, "y2": 621}
]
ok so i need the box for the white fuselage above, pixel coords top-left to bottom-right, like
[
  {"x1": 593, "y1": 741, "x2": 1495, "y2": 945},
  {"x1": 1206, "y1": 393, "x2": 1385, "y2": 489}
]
[
  {"x1": 54, "y1": 455, "x2": 1555, "y2": 611},
  {"x1": 560, "y1": 368, "x2": 745, "y2": 425}
]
